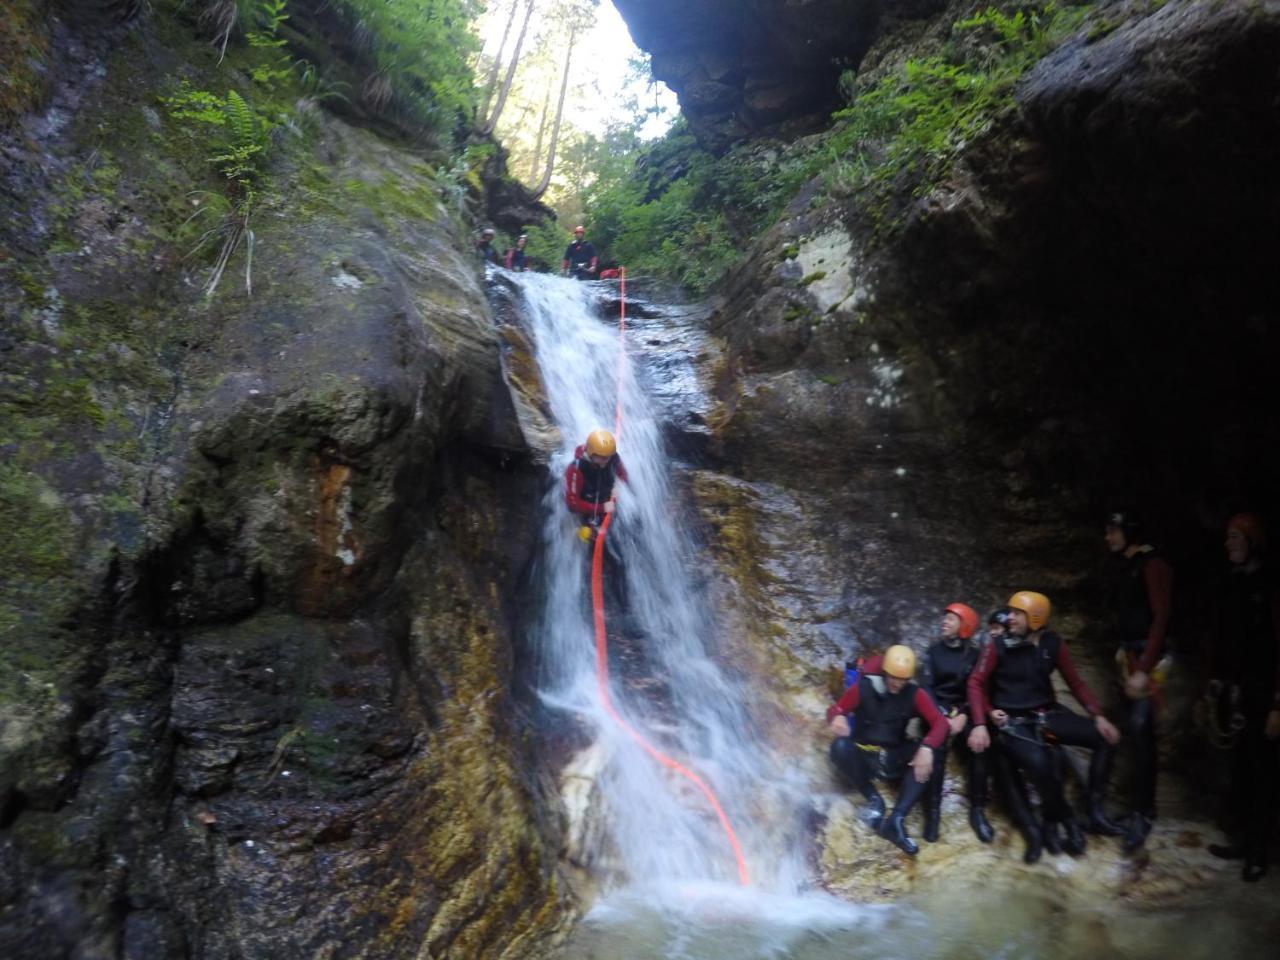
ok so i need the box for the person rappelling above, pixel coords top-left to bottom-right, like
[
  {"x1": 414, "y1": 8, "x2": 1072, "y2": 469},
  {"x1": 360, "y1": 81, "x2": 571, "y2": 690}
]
[
  {"x1": 825, "y1": 644, "x2": 948, "y2": 856},
  {"x1": 564, "y1": 427, "x2": 628, "y2": 528},
  {"x1": 561, "y1": 225, "x2": 598, "y2": 280}
]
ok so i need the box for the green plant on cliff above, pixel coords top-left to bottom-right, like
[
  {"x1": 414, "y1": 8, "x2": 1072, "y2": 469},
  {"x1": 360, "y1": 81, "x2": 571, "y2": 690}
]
[
  {"x1": 827, "y1": 3, "x2": 1086, "y2": 197},
  {"x1": 164, "y1": 82, "x2": 276, "y2": 295},
  {"x1": 332, "y1": 0, "x2": 482, "y2": 141}
]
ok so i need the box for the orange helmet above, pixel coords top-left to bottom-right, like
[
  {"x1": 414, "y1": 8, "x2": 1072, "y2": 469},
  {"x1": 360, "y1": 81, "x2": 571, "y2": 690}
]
[
  {"x1": 883, "y1": 645, "x2": 917, "y2": 680},
  {"x1": 585, "y1": 428, "x2": 616, "y2": 458},
  {"x1": 1227, "y1": 513, "x2": 1266, "y2": 553},
  {"x1": 944, "y1": 603, "x2": 980, "y2": 640},
  {"x1": 1007, "y1": 591, "x2": 1051, "y2": 631}
]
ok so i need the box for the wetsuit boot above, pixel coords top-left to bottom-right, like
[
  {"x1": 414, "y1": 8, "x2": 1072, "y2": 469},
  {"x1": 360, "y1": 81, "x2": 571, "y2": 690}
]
[
  {"x1": 1041, "y1": 819, "x2": 1063, "y2": 856},
  {"x1": 968, "y1": 751, "x2": 994, "y2": 843},
  {"x1": 1084, "y1": 745, "x2": 1124, "y2": 836},
  {"x1": 1122, "y1": 812, "x2": 1154, "y2": 854},
  {"x1": 923, "y1": 764, "x2": 944, "y2": 843},
  {"x1": 1061, "y1": 817, "x2": 1087, "y2": 856},
  {"x1": 861, "y1": 789, "x2": 886, "y2": 831},
  {"x1": 1022, "y1": 823, "x2": 1044, "y2": 864},
  {"x1": 880, "y1": 813, "x2": 919, "y2": 856}
]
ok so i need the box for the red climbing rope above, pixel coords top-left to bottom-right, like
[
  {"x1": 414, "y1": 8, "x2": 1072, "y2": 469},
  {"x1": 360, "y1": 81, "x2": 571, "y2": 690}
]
[{"x1": 589, "y1": 266, "x2": 751, "y2": 887}]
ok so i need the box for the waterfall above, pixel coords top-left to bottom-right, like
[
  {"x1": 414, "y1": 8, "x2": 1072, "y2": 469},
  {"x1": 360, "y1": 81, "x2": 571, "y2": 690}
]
[{"x1": 513, "y1": 272, "x2": 806, "y2": 890}]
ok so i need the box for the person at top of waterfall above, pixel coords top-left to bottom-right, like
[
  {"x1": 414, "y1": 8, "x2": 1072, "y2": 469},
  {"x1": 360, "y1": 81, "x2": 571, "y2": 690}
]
[
  {"x1": 1203, "y1": 512, "x2": 1280, "y2": 882},
  {"x1": 919, "y1": 603, "x2": 995, "y2": 845},
  {"x1": 561, "y1": 225, "x2": 598, "y2": 280},
  {"x1": 476, "y1": 227, "x2": 501, "y2": 265},
  {"x1": 1100, "y1": 508, "x2": 1174, "y2": 854},
  {"x1": 826, "y1": 644, "x2": 948, "y2": 856},
  {"x1": 504, "y1": 234, "x2": 530, "y2": 272},
  {"x1": 967, "y1": 591, "x2": 1124, "y2": 862},
  {"x1": 564, "y1": 428, "x2": 629, "y2": 523}
]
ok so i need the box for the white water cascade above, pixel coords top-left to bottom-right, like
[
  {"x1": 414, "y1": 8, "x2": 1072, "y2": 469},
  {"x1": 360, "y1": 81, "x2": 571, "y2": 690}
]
[{"x1": 508, "y1": 272, "x2": 881, "y2": 953}]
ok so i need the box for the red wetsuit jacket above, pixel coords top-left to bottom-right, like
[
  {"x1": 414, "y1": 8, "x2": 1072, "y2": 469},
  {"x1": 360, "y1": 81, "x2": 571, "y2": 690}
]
[
  {"x1": 563, "y1": 444, "x2": 629, "y2": 518},
  {"x1": 825, "y1": 665, "x2": 949, "y2": 750},
  {"x1": 1135, "y1": 554, "x2": 1174, "y2": 672},
  {"x1": 966, "y1": 633, "x2": 1103, "y2": 725}
]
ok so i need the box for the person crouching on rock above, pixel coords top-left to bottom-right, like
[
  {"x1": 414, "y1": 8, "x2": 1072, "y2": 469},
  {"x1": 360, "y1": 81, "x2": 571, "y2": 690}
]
[
  {"x1": 967, "y1": 591, "x2": 1124, "y2": 861},
  {"x1": 920, "y1": 603, "x2": 994, "y2": 844},
  {"x1": 826, "y1": 644, "x2": 948, "y2": 856}
]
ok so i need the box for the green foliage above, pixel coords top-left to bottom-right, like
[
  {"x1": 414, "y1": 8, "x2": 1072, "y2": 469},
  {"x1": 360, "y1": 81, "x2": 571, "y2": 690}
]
[
  {"x1": 578, "y1": 3, "x2": 1093, "y2": 292},
  {"x1": 826, "y1": 3, "x2": 1087, "y2": 197},
  {"x1": 163, "y1": 82, "x2": 274, "y2": 187},
  {"x1": 332, "y1": 0, "x2": 482, "y2": 141}
]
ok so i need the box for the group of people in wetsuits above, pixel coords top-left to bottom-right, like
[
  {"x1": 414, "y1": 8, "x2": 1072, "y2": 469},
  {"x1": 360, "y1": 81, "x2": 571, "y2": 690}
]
[
  {"x1": 824, "y1": 511, "x2": 1279, "y2": 880},
  {"x1": 557, "y1": 428, "x2": 1278, "y2": 882},
  {"x1": 476, "y1": 224, "x2": 607, "y2": 278}
]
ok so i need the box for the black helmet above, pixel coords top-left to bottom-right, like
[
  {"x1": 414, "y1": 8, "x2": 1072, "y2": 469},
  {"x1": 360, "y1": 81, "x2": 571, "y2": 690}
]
[
  {"x1": 1105, "y1": 509, "x2": 1143, "y2": 538},
  {"x1": 988, "y1": 607, "x2": 1012, "y2": 628}
]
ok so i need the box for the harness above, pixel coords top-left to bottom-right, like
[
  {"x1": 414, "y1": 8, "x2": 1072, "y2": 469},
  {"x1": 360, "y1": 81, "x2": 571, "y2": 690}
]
[
  {"x1": 853, "y1": 674, "x2": 917, "y2": 749},
  {"x1": 997, "y1": 709, "x2": 1060, "y2": 749}
]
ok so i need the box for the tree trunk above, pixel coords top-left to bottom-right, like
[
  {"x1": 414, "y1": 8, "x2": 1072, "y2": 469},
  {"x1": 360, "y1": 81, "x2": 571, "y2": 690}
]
[
  {"x1": 483, "y1": 0, "x2": 537, "y2": 134},
  {"x1": 530, "y1": 84, "x2": 552, "y2": 181},
  {"x1": 531, "y1": 24, "x2": 576, "y2": 199},
  {"x1": 479, "y1": 0, "x2": 520, "y2": 122}
]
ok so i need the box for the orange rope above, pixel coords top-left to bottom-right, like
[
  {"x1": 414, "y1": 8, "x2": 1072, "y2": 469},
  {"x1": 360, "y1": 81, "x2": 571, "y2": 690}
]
[{"x1": 589, "y1": 266, "x2": 751, "y2": 886}]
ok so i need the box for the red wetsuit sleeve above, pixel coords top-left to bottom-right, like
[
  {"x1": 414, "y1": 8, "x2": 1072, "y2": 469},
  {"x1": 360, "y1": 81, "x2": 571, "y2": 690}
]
[
  {"x1": 613, "y1": 455, "x2": 629, "y2": 486},
  {"x1": 563, "y1": 462, "x2": 599, "y2": 516},
  {"x1": 825, "y1": 682, "x2": 861, "y2": 723},
  {"x1": 914, "y1": 688, "x2": 949, "y2": 749},
  {"x1": 967, "y1": 641, "x2": 997, "y2": 724},
  {"x1": 1138, "y1": 556, "x2": 1174, "y2": 672},
  {"x1": 1055, "y1": 640, "x2": 1102, "y2": 716}
]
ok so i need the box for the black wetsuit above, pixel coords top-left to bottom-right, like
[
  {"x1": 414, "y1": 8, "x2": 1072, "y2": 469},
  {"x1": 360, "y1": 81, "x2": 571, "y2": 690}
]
[
  {"x1": 921, "y1": 639, "x2": 989, "y2": 826},
  {"x1": 1212, "y1": 563, "x2": 1280, "y2": 869},
  {"x1": 1101, "y1": 546, "x2": 1173, "y2": 820},
  {"x1": 828, "y1": 675, "x2": 948, "y2": 820},
  {"x1": 563, "y1": 239, "x2": 597, "y2": 279},
  {"x1": 969, "y1": 633, "x2": 1114, "y2": 827},
  {"x1": 478, "y1": 241, "x2": 501, "y2": 265}
]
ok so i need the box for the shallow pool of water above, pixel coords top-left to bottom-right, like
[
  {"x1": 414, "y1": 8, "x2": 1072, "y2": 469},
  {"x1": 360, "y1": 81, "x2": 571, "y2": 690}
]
[{"x1": 561, "y1": 875, "x2": 1280, "y2": 960}]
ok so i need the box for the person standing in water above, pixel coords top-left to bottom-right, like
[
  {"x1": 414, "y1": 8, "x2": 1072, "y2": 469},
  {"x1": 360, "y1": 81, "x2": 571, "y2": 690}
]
[
  {"x1": 1100, "y1": 509, "x2": 1174, "y2": 853},
  {"x1": 1204, "y1": 513, "x2": 1280, "y2": 882},
  {"x1": 504, "y1": 233, "x2": 530, "y2": 271},
  {"x1": 826, "y1": 644, "x2": 948, "y2": 856},
  {"x1": 561, "y1": 225, "x2": 598, "y2": 280}
]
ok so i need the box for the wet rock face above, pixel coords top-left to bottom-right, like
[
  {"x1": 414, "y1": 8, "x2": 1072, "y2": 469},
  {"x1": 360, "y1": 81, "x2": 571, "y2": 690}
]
[
  {"x1": 693, "y1": 0, "x2": 1280, "y2": 649},
  {"x1": 613, "y1": 0, "x2": 948, "y2": 150},
  {"x1": 680, "y1": 0, "x2": 1280, "y2": 900},
  {"x1": 0, "y1": 10, "x2": 569, "y2": 959}
]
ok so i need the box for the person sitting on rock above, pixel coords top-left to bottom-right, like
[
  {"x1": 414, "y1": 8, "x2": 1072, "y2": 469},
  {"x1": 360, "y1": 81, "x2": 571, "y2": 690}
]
[
  {"x1": 1100, "y1": 508, "x2": 1174, "y2": 854},
  {"x1": 967, "y1": 591, "x2": 1124, "y2": 861},
  {"x1": 920, "y1": 603, "x2": 994, "y2": 844},
  {"x1": 1204, "y1": 512, "x2": 1280, "y2": 882},
  {"x1": 564, "y1": 428, "x2": 628, "y2": 525},
  {"x1": 826, "y1": 644, "x2": 948, "y2": 856}
]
